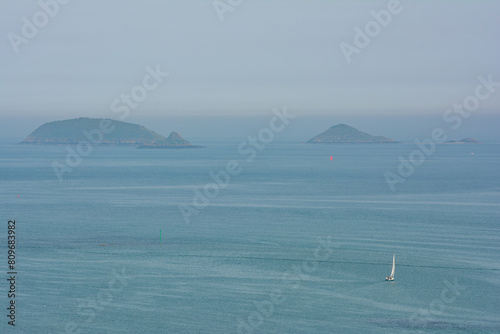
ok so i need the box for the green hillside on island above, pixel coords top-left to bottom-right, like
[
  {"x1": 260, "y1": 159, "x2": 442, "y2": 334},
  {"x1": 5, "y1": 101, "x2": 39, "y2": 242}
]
[
  {"x1": 21, "y1": 118, "x2": 203, "y2": 148},
  {"x1": 306, "y1": 124, "x2": 397, "y2": 144}
]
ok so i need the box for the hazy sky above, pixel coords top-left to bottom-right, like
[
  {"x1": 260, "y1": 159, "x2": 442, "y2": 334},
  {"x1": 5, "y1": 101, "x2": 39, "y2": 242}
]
[{"x1": 1, "y1": 0, "x2": 499, "y2": 139}]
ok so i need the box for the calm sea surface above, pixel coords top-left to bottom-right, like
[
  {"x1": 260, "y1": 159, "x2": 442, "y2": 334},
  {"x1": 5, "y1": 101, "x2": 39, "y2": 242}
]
[{"x1": 1, "y1": 139, "x2": 499, "y2": 333}]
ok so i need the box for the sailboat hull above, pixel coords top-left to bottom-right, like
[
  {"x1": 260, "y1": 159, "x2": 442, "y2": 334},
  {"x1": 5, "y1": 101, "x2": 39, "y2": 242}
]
[{"x1": 385, "y1": 277, "x2": 394, "y2": 281}]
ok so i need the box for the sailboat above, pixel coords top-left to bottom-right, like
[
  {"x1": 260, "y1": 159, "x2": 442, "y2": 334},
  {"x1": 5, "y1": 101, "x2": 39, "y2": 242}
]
[{"x1": 386, "y1": 253, "x2": 395, "y2": 281}]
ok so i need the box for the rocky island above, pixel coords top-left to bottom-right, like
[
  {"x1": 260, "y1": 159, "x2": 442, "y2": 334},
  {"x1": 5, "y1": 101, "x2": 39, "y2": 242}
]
[
  {"x1": 306, "y1": 124, "x2": 397, "y2": 144},
  {"x1": 21, "y1": 118, "x2": 204, "y2": 149},
  {"x1": 445, "y1": 137, "x2": 480, "y2": 144},
  {"x1": 137, "y1": 132, "x2": 204, "y2": 149}
]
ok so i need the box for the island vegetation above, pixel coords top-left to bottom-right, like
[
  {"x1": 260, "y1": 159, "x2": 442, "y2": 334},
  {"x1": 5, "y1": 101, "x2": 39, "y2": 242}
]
[
  {"x1": 21, "y1": 117, "x2": 204, "y2": 149},
  {"x1": 306, "y1": 124, "x2": 397, "y2": 144}
]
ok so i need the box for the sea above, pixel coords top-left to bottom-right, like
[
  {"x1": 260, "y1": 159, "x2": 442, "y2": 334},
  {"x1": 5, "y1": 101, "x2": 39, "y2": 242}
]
[{"x1": 0, "y1": 138, "x2": 499, "y2": 333}]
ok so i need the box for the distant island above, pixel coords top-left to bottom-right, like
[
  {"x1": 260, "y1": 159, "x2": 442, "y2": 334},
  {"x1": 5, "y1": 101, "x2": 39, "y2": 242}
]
[
  {"x1": 444, "y1": 137, "x2": 480, "y2": 144},
  {"x1": 137, "y1": 132, "x2": 204, "y2": 149},
  {"x1": 21, "y1": 118, "x2": 204, "y2": 149},
  {"x1": 306, "y1": 124, "x2": 397, "y2": 144}
]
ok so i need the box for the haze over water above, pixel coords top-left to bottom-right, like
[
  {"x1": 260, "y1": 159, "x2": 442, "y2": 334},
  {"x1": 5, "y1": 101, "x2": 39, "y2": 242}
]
[{"x1": 1, "y1": 0, "x2": 499, "y2": 332}]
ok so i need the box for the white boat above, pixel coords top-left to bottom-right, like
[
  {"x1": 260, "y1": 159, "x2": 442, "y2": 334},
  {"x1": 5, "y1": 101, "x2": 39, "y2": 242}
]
[{"x1": 386, "y1": 253, "x2": 395, "y2": 281}]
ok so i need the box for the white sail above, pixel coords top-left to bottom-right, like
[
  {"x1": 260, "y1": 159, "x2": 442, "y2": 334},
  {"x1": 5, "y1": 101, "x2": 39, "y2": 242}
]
[{"x1": 390, "y1": 253, "x2": 395, "y2": 278}]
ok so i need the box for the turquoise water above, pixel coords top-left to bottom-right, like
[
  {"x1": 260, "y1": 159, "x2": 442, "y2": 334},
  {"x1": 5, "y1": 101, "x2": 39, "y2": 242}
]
[{"x1": 1, "y1": 140, "x2": 499, "y2": 333}]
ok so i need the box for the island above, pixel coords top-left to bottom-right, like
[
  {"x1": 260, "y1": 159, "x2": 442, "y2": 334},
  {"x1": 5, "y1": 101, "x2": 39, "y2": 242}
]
[
  {"x1": 20, "y1": 117, "x2": 204, "y2": 149},
  {"x1": 137, "y1": 132, "x2": 204, "y2": 149},
  {"x1": 445, "y1": 137, "x2": 480, "y2": 144},
  {"x1": 306, "y1": 124, "x2": 397, "y2": 144}
]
